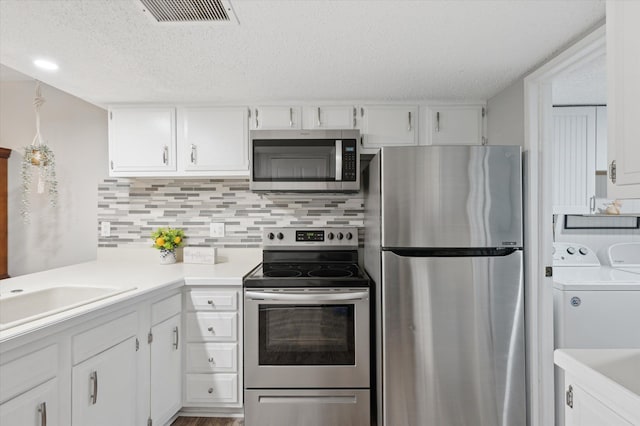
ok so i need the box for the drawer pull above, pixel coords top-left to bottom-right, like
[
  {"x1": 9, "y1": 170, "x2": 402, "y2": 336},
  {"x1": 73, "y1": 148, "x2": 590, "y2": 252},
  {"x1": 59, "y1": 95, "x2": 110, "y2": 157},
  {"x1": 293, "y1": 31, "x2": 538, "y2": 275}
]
[
  {"x1": 207, "y1": 327, "x2": 215, "y2": 334},
  {"x1": 173, "y1": 326, "x2": 179, "y2": 350},
  {"x1": 208, "y1": 357, "x2": 215, "y2": 363},
  {"x1": 208, "y1": 387, "x2": 214, "y2": 394}
]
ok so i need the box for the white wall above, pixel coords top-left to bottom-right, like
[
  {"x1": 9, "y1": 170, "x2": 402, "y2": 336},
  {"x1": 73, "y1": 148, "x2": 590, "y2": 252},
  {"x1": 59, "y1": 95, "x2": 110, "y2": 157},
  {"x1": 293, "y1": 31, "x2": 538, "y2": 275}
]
[
  {"x1": 0, "y1": 81, "x2": 107, "y2": 276},
  {"x1": 487, "y1": 78, "x2": 525, "y2": 147}
]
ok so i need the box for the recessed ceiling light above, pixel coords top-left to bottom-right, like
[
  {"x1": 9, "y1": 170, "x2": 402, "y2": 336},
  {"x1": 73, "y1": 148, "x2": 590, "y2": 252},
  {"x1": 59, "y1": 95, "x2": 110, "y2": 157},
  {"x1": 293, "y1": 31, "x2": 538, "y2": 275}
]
[{"x1": 33, "y1": 59, "x2": 59, "y2": 71}]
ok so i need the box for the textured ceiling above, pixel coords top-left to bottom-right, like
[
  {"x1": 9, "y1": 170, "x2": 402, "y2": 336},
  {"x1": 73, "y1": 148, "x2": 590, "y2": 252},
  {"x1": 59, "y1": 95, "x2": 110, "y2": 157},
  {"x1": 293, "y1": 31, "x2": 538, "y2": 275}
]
[
  {"x1": 0, "y1": 0, "x2": 605, "y2": 106},
  {"x1": 553, "y1": 54, "x2": 606, "y2": 105}
]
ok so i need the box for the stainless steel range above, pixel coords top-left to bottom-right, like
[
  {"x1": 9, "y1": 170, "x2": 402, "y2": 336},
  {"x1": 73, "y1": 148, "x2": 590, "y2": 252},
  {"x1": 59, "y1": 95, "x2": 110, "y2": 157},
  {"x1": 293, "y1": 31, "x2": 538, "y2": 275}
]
[{"x1": 243, "y1": 227, "x2": 371, "y2": 426}]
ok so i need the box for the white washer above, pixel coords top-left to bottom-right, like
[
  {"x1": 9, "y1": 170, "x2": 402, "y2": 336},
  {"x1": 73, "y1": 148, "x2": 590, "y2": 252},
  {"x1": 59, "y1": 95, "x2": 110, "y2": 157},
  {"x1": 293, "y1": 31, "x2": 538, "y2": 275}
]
[
  {"x1": 553, "y1": 242, "x2": 640, "y2": 349},
  {"x1": 553, "y1": 242, "x2": 640, "y2": 426}
]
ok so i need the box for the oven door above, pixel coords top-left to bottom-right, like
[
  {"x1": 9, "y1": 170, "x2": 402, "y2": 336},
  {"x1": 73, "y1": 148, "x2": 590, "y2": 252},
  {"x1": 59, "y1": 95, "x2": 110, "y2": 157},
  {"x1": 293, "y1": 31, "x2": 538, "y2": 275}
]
[{"x1": 244, "y1": 288, "x2": 370, "y2": 388}]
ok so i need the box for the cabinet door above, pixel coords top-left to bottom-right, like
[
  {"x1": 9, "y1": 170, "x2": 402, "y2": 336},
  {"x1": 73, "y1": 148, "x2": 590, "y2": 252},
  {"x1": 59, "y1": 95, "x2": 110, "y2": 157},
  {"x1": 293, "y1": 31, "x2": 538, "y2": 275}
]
[
  {"x1": 178, "y1": 107, "x2": 249, "y2": 173},
  {"x1": 361, "y1": 105, "x2": 418, "y2": 148},
  {"x1": 607, "y1": 1, "x2": 640, "y2": 198},
  {"x1": 251, "y1": 106, "x2": 301, "y2": 130},
  {"x1": 0, "y1": 378, "x2": 59, "y2": 426},
  {"x1": 150, "y1": 314, "x2": 182, "y2": 425},
  {"x1": 427, "y1": 105, "x2": 484, "y2": 145},
  {"x1": 551, "y1": 107, "x2": 596, "y2": 214},
  {"x1": 72, "y1": 337, "x2": 138, "y2": 426},
  {"x1": 108, "y1": 107, "x2": 176, "y2": 174},
  {"x1": 565, "y1": 384, "x2": 633, "y2": 426},
  {"x1": 303, "y1": 106, "x2": 356, "y2": 129}
]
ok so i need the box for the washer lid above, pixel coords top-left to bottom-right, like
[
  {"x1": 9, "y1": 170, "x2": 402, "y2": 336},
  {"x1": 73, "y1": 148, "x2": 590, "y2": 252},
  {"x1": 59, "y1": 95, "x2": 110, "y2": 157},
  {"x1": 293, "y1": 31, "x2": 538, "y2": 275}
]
[
  {"x1": 609, "y1": 243, "x2": 640, "y2": 268},
  {"x1": 553, "y1": 266, "x2": 640, "y2": 290}
]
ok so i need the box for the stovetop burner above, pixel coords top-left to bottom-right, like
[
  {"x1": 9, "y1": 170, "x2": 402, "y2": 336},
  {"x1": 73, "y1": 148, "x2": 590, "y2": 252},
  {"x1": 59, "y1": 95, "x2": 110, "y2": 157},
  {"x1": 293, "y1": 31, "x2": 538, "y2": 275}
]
[
  {"x1": 264, "y1": 269, "x2": 303, "y2": 278},
  {"x1": 244, "y1": 262, "x2": 369, "y2": 288},
  {"x1": 308, "y1": 267, "x2": 353, "y2": 278}
]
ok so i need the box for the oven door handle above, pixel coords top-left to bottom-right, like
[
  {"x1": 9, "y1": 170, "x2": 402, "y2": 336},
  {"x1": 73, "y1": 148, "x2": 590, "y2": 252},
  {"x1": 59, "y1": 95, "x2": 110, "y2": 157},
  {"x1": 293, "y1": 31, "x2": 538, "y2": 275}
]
[{"x1": 245, "y1": 291, "x2": 368, "y2": 302}]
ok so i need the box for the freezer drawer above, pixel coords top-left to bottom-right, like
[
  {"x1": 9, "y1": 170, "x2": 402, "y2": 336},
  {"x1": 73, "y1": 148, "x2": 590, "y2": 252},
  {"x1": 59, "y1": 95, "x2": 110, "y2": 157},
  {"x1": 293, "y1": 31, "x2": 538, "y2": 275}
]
[
  {"x1": 244, "y1": 389, "x2": 370, "y2": 426},
  {"x1": 381, "y1": 250, "x2": 525, "y2": 426}
]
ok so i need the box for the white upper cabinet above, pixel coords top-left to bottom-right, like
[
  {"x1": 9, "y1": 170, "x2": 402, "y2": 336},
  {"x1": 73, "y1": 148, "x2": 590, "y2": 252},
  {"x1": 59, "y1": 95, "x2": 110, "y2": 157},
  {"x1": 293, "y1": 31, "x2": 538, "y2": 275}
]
[
  {"x1": 360, "y1": 105, "x2": 419, "y2": 149},
  {"x1": 109, "y1": 107, "x2": 176, "y2": 174},
  {"x1": 251, "y1": 106, "x2": 301, "y2": 130},
  {"x1": 551, "y1": 107, "x2": 597, "y2": 214},
  {"x1": 607, "y1": 0, "x2": 640, "y2": 198},
  {"x1": 425, "y1": 105, "x2": 485, "y2": 145},
  {"x1": 178, "y1": 107, "x2": 249, "y2": 174},
  {"x1": 302, "y1": 106, "x2": 357, "y2": 129}
]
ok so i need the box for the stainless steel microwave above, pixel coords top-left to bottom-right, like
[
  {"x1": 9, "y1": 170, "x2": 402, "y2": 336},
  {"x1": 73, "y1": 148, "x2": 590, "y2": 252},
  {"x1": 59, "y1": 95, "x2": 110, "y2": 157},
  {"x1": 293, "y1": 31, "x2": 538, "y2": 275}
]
[{"x1": 250, "y1": 129, "x2": 360, "y2": 192}]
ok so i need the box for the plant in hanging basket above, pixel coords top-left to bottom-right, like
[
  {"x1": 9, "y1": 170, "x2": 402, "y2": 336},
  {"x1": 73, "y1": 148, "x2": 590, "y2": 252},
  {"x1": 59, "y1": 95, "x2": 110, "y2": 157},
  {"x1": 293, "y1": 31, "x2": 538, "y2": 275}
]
[
  {"x1": 151, "y1": 227, "x2": 185, "y2": 252},
  {"x1": 21, "y1": 143, "x2": 58, "y2": 221}
]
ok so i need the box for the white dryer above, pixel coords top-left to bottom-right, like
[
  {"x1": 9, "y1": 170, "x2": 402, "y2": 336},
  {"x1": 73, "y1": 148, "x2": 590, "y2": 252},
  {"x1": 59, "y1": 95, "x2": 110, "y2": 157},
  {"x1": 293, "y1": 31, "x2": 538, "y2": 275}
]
[{"x1": 609, "y1": 242, "x2": 640, "y2": 276}]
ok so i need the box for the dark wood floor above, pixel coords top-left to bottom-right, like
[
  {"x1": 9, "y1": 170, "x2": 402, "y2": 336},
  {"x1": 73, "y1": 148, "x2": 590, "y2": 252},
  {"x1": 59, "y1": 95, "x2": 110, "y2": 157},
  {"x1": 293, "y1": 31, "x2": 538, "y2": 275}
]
[{"x1": 171, "y1": 417, "x2": 243, "y2": 426}]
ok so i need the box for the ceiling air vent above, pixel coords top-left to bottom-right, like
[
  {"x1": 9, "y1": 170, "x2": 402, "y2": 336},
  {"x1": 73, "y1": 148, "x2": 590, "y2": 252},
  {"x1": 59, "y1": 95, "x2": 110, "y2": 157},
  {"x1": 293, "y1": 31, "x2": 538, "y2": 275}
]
[{"x1": 138, "y1": 0, "x2": 238, "y2": 23}]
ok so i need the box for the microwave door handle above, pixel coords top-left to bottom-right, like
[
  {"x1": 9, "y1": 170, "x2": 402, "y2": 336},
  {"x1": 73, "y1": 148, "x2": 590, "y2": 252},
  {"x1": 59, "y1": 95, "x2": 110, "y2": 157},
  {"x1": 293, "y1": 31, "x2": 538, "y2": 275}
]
[
  {"x1": 335, "y1": 139, "x2": 342, "y2": 181},
  {"x1": 245, "y1": 291, "x2": 368, "y2": 302}
]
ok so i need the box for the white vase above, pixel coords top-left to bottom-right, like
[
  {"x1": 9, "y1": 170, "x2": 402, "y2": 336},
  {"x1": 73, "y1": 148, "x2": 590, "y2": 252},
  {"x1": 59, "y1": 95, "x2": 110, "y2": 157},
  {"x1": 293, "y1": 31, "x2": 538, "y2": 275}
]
[{"x1": 159, "y1": 249, "x2": 177, "y2": 265}]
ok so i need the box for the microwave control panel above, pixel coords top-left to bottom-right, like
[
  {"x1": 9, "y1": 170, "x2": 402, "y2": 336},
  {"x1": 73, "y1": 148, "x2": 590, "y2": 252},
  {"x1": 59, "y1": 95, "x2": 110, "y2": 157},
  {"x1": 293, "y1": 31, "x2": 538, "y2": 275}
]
[{"x1": 342, "y1": 140, "x2": 358, "y2": 181}]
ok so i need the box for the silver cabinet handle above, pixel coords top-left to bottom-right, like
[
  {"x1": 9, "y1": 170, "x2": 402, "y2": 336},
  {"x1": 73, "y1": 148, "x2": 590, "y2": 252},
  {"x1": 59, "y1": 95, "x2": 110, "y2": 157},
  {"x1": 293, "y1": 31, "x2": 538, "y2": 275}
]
[
  {"x1": 289, "y1": 107, "x2": 293, "y2": 128},
  {"x1": 245, "y1": 290, "x2": 369, "y2": 302},
  {"x1": 317, "y1": 107, "x2": 322, "y2": 127},
  {"x1": 190, "y1": 144, "x2": 197, "y2": 165},
  {"x1": 38, "y1": 402, "x2": 47, "y2": 426},
  {"x1": 609, "y1": 160, "x2": 616, "y2": 184},
  {"x1": 207, "y1": 326, "x2": 215, "y2": 334},
  {"x1": 89, "y1": 371, "x2": 98, "y2": 405},
  {"x1": 436, "y1": 111, "x2": 440, "y2": 132},
  {"x1": 208, "y1": 387, "x2": 214, "y2": 394},
  {"x1": 162, "y1": 145, "x2": 169, "y2": 165},
  {"x1": 255, "y1": 108, "x2": 259, "y2": 128},
  {"x1": 110, "y1": 160, "x2": 114, "y2": 170},
  {"x1": 590, "y1": 195, "x2": 596, "y2": 213},
  {"x1": 173, "y1": 326, "x2": 179, "y2": 350},
  {"x1": 208, "y1": 357, "x2": 215, "y2": 363},
  {"x1": 335, "y1": 139, "x2": 342, "y2": 182},
  {"x1": 408, "y1": 111, "x2": 412, "y2": 131},
  {"x1": 353, "y1": 107, "x2": 357, "y2": 128}
]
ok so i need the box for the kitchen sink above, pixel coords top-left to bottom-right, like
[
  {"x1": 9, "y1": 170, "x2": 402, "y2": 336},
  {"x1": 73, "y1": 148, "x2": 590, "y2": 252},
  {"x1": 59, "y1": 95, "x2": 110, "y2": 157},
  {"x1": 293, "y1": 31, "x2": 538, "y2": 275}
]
[{"x1": 0, "y1": 286, "x2": 136, "y2": 330}]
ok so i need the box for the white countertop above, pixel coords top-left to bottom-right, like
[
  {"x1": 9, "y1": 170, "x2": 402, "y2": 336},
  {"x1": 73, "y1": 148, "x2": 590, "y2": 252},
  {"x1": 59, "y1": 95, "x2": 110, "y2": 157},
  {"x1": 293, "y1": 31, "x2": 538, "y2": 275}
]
[
  {"x1": 555, "y1": 348, "x2": 640, "y2": 422},
  {"x1": 0, "y1": 248, "x2": 262, "y2": 344}
]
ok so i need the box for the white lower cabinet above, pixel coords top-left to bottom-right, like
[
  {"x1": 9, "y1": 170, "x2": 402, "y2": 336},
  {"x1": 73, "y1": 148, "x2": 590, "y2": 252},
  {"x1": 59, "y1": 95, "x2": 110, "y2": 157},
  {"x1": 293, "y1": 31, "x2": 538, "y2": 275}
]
[
  {"x1": 184, "y1": 288, "x2": 242, "y2": 409},
  {"x1": 71, "y1": 337, "x2": 138, "y2": 426},
  {"x1": 565, "y1": 382, "x2": 633, "y2": 426},
  {"x1": 150, "y1": 293, "x2": 182, "y2": 426},
  {"x1": 0, "y1": 378, "x2": 59, "y2": 426}
]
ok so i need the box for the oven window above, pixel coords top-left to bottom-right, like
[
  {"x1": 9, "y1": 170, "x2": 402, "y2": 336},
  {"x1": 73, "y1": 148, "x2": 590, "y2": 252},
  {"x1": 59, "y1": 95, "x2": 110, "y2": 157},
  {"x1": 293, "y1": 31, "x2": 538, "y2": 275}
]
[
  {"x1": 252, "y1": 140, "x2": 337, "y2": 181},
  {"x1": 258, "y1": 304, "x2": 355, "y2": 365}
]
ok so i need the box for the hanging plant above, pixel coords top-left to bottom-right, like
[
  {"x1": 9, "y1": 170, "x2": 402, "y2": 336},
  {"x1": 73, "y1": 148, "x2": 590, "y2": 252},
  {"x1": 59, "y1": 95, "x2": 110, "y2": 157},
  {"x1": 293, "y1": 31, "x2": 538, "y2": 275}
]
[{"x1": 21, "y1": 81, "x2": 58, "y2": 222}]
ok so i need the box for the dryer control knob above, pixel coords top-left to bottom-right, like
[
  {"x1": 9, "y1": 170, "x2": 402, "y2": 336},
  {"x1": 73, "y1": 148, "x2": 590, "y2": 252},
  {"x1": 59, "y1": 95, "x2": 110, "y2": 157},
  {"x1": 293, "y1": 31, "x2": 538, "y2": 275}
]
[
  {"x1": 327, "y1": 232, "x2": 334, "y2": 240},
  {"x1": 566, "y1": 247, "x2": 576, "y2": 255},
  {"x1": 346, "y1": 232, "x2": 353, "y2": 240},
  {"x1": 337, "y1": 232, "x2": 344, "y2": 240},
  {"x1": 579, "y1": 247, "x2": 588, "y2": 255}
]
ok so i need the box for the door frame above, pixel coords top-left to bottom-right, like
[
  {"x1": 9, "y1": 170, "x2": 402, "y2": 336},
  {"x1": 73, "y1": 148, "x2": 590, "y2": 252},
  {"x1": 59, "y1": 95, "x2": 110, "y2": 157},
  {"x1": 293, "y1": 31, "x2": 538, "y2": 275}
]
[{"x1": 523, "y1": 25, "x2": 605, "y2": 426}]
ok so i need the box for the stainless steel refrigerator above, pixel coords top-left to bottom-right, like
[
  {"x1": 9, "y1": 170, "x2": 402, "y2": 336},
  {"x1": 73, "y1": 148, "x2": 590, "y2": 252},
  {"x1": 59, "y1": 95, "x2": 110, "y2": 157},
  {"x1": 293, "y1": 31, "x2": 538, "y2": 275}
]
[{"x1": 364, "y1": 145, "x2": 525, "y2": 426}]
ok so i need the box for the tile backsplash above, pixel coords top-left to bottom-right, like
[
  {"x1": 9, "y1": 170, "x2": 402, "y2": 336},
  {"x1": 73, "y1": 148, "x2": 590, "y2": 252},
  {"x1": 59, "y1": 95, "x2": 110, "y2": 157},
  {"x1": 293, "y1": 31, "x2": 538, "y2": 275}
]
[{"x1": 97, "y1": 178, "x2": 364, "y2": 248}]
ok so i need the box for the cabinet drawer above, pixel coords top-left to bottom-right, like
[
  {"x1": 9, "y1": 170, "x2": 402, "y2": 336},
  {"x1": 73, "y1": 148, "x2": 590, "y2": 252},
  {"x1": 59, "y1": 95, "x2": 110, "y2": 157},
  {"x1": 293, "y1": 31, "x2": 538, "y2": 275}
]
[
  {"x1": 72, "y1": 311, "x2": 137, "y2": 364},
  {"x1": 0, "y1": 345, "x2": 57, "y2": 404},
  {"x1": 186, "y1": 312, "x2": 237, "y2": 342},
  {"x1": 187, "y1": 291, "x2": 237, "y2": 311},
  {"x1": 186, "y1": 343, "x2": 237, "y2": 373},
  {"x1": 151, "y1": 293, "x2": 182, "y2": 325},
  {"x1": 184, "y1": 374, "x2": 238, "y2": 405}
]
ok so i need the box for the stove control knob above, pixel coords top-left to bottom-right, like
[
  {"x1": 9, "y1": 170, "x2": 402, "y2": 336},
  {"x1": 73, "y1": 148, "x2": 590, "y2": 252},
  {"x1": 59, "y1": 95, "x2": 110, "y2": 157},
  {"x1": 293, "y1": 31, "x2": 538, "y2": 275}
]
[
  {"x1": 579, "y1": 247, "x2": 588, "y2": 255},
  {"x1": 566, "y1": 247, "x2": 576, "y2": 255},
  {"x1": 277, "y1": 232, "x2": 284, "y2": 240},
  {"x1": 346, "y1": 232, "x2": 353, "y2": 240},
  {"x1": 327, "y1": 232, "x2": 334, "y2": 240},
  {"x1": 267, "y1": 232, "x2": 275, "y2": 240},
  {"x1": 337, "y1": 232, "x2": 344, "y2": 240}
]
